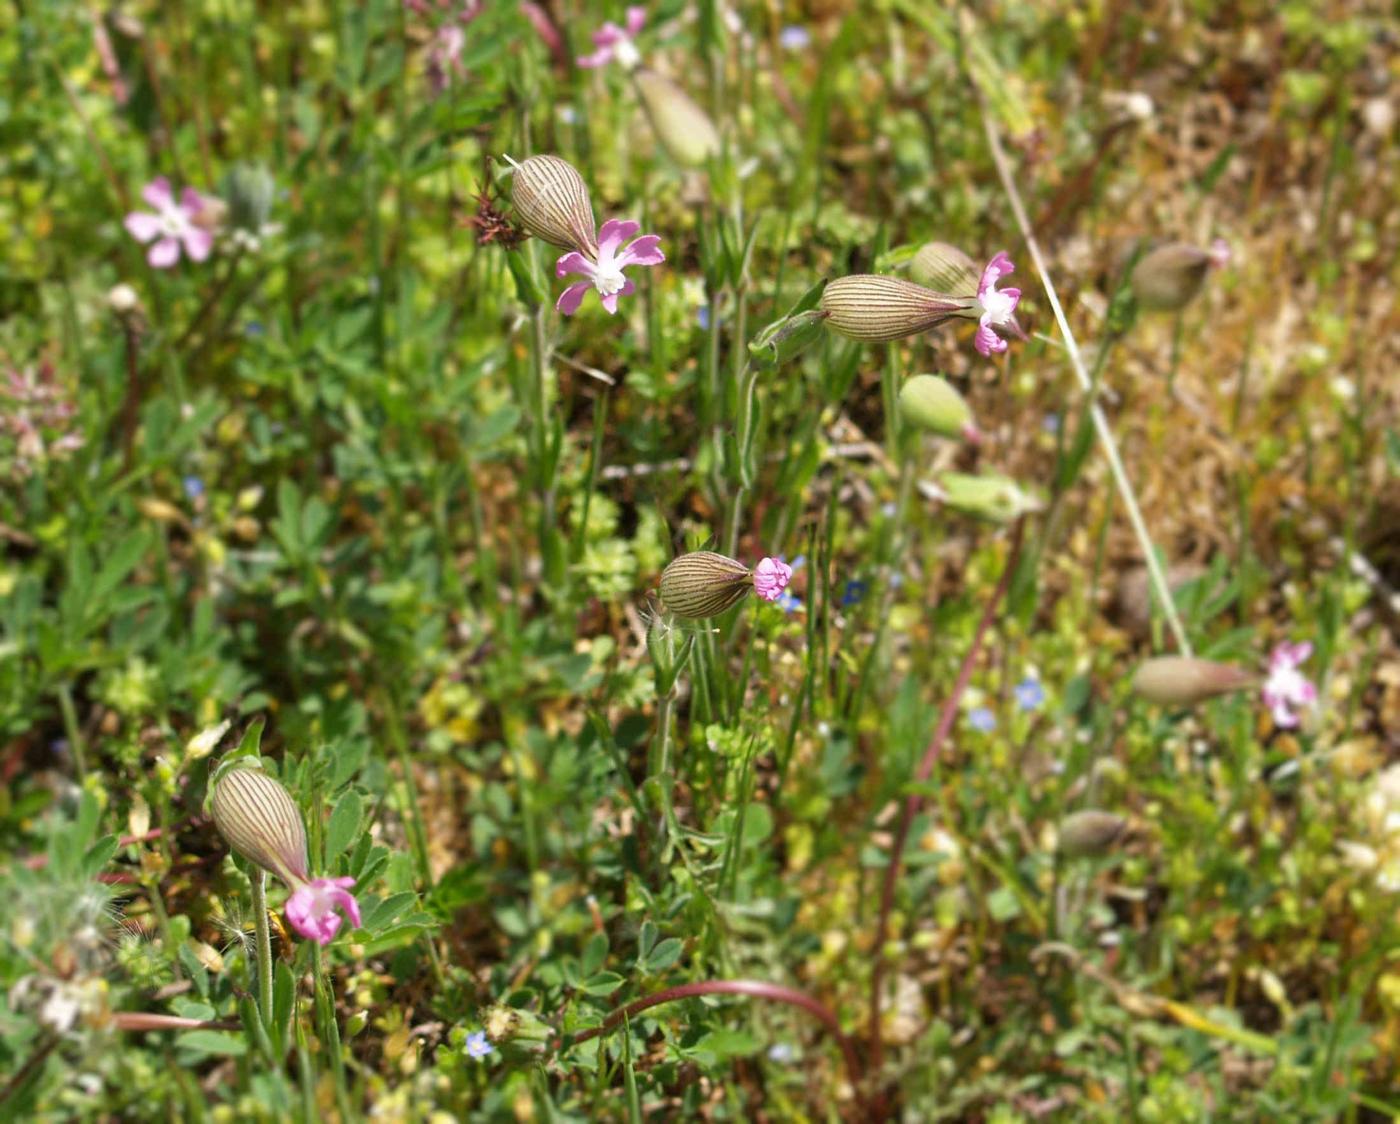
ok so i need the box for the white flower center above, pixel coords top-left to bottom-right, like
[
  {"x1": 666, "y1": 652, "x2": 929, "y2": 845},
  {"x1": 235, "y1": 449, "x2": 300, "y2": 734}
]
[
  {"x1": 593, "y1": 262, "x2": 627, "y2": 297},
  {"x1": 615, "y1": 37, "x2": 641, "y2": 70},
  {"x1": 159, "y1": 203, "x2": 190, "y2": 239},
  {"x1": 980, "y1": 288, "x2": 1015, "y2": 327}
]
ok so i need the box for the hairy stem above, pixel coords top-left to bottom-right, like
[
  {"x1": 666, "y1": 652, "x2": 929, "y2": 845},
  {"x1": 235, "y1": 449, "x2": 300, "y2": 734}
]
[{"x1": 251, "y1": 870, "x2": 275, "y2": 1025}]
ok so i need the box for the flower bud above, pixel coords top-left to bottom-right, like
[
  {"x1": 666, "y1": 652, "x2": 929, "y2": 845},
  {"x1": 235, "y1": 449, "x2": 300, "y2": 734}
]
[
  {"x1": 1057, "y1": 810, "x2": 1128, "y2": 858},
  {"x1": 1130, "y1": 656, "x2": 1255, "y2": 706},
  {"x1": 937, "y1": 472, "x2": 1040, "y2": 523},
  {"x1": 908, "y1": 242, "x2": 979, "y2": 294},
  {"x1": 210, "y1": 765, "x2": 310, "y2": 886},
  {"x1": 506, "y1": 154, "x2": 598, "y2": 255},
  {"x1": 1129, "y1": 243, "x2": 1222, "y2": 312},
  {"x1": 748, "y1": 308, "x2": 831, "y2": 369},
  {"x1": 633, "y1": 70, "x2": 721, "y2": 167},
  {"x1": 107, "y1": 283, "x2": 141, "y2": 316},
  {"x1": 898, "y1": 375, "x2": 980, "y2": 442},
  {"x1": 220, "y1": 163, "x2": 276, "y2": 233},
  {"x1": 659, "y1": 551, "x2": 753, "y2": 619},
  {"x1": 819, "y1": 275, "x2": 975, "y2": 343}
]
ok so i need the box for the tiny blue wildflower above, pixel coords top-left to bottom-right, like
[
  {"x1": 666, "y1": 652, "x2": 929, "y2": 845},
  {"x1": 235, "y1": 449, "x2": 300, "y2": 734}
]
[
  {"x1": 968, "y1": 707, "x2": 996, "y2": 733},
  {"x1": 1014, "y1": 677, "x2": 1045, "y2": 711},
  {"x1": 841, "y1": 579, "x2": 868, "y2": 607},
  {"x1": 767, "y1": 1042, "x2": 797, "y2": 1063},
  {"x1": 697, "y1": 305, "x2": 711, "y2": 330},
  {"x1": 465, "y1": 1030, "x2": 493, "y2": 1060},
  {"x1": 183, "y1": 475, "x2": 205, "y2": 499},
  {"x1": 244, "y1": 320, "x2": 265, "y2": 338},
  {"x1": 777, "y1": 590, "x2": 802, "y2": 613},
  {"x1": 1042, "y1": 413, "x2": 1061, "y2": 434},
  {"x1": 779, "y1": 25, "x2": 811, "y2": 51}
]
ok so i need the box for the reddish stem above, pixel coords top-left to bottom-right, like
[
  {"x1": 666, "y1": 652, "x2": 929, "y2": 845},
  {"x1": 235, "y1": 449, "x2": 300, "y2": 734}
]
[
  {"x1": 20, "y1": 822, "x2": 178, "y2": 871},
  {"x1": 111, "y1": 1013, "x2": 240, "y2": 1032},
  {"x1": 565, "y1": 978, "x2": 865, "y2": 1111},
  {"x1": 867, "y1": 520, "x2": 1025, "y2": 1077}
]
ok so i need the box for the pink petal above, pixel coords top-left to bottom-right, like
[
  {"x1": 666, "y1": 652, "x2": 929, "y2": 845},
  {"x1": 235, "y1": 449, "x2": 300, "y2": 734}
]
[
  {"x1": 753, "y1": 557, "x2": 793, "y2": 601},
  {"x1": 182, "y1": 227, "x2": 213, "y2": 262},
  {"x1": 124, "y1": 212, "x2": 161, "y2": 243},
  {"x1": 974, "y1": 323, "x2": 1006, "y2": 356},
  {"x1": 555, "y1": 281, "x2": 591, "y2": 315},
  {"x1": 624, "y1": 6, "x2": 646, "y2": 37},
  {"x1": 576, "y1": 47, "x2": 615, "y2": 68},
  {"x1": 556, "y1": 251, "x2": 596, "y2": 279},
  {"x1": 147, "y1": 238, "x2": 181, "y2": 268},
  {"x1": 599, "y1": 289, "x2": 622, "y2": 314},
  {"x1": 179, "y1": 187, "x2": 210, "y2": 215},
  {"x1": 977, "y1": 251, "x2": 1015, "y2": 298},
  {"x1": 617, "y1": 233, "x2": 665, "y2": 267},
  {"x1": 142, "y1": 177, "x2": 173, "y2": 210},
  {"x1": 591, "y1": 21, "x2": 625, "y2": 48},
  {"x1": 597, "y1": 219, "x2": 640, "y2": 257}
]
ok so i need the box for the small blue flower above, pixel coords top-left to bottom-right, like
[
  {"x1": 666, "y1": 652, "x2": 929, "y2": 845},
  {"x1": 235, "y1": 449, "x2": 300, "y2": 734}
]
[
  {"x1": 779, "y1": 25, "x2": 811, "y2": 50},
  {"x1": 1041, "y1": 413, "x2": 1061, "y2": 434},
  {"x1": 777, "y1": 590, "x2": 803, "y2": 613},
  {"x1": 1014, "y1": 677, "x2": 1045, "y2": 712},
  {"x1": 182, "y1": 475, "x2": 205, "y2": 499},
  {"x1": 697, "y1": 305, "x2": 711, "y2": 330},
  {"x1": 244, "y1": 320, "x2": 265, "y2": 337},
  {"x1": 767, "y1": 1042, "x2": 797, "y2": 1063},
  {"x1": 465, "y1": 1030, "x2": 493, "y2": 1060},
  {"x1": 841, "y1": 579, "x2": 868, "y2": 607},
  {"x1": 968, "y1": 707, "x2": 996, "y2": 733}
]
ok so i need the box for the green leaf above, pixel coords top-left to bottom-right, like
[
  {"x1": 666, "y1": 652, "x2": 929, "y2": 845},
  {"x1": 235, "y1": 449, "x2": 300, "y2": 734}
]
[
  {"x1": 643, "y1": 938, "x2": 683, "y2": 973},
  {"x1": 578, "y1": 972, "x2": 625, "y2": 997},
  {"x1": 325, "y1": 789, "x2": 364, "y2": 861}
]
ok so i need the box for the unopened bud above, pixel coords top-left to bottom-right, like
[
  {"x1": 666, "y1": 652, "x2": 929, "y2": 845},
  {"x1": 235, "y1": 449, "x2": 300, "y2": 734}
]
[
  {"x1": 210, "y1": 765, "x2": 309, "y2": 886},
  {"x1": 345, "y1": 1010, "x2": 369, "y2": 1037},
  {"x1": 909, "y1": 242, "x2": 979, "y2": 294},
  {"x1": 107, "y1": 284, "x2": 141, "y2": 315},
  {"x1": 633, "y1": 70, "x2": 721, "y2": 167},
  {"x1": 1130, "y1": 656, "x2": 1255, "y2": 706},
  {"x1": 819, "y1": 275, "x2": 975, "y2": 343},
  {"x1": 748, "y1": 308, "x2": 831, "y2": 369},
  {"x1": 191, "y1": 194, "x2": 228, "y2": 235},
  {"x1": 898, "y1": 375, "x2": 980, "y2": 442},
  {"x1": 1058, "y1": 810, "x2": 1128, "y2": 858},
  {"x1": 505, "y1": 154, "x2": 598, "y2": 255},
  {"x1": 1130, "y1": 242, "x2": 1224, "y2": 312},
  {"x1": 220, "y1": 163, "x2": 276, "y2": 233},
  {"x1": 658, "y1": 551, "x2": 753, "y2": 619},
  {"x1": 937, "y1": 472, "x2": 1040, "y2": 523}
]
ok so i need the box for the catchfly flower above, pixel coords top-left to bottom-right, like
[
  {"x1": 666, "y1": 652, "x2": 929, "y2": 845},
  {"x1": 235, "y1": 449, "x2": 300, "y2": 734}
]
[
  {"x1": 211, "y1": 764, "x2": 362, "y2": 946},
  {"x1": 124, "y1": 177, "x2": 214, "y2": 268},
  {"x1": 555, "y1": 219, "x2": 665, "y2": 315},
  {"x1": 1261, "y1": 641, "x2": 1317, "y2": 729},
  {"x1": 972, "y1": 251, "x2": 1023, "y2": 356},
  {"x1": 753, "y1": 556, "x2": 793, "y2": 602},
  {"x1": 577, "y1": 5, "x2": 645, "y2": 70}
]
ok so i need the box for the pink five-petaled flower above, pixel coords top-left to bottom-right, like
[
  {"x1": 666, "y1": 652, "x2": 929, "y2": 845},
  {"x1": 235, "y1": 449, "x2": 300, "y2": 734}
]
[
  {"x1": 555, "y1": 219, "x2": 664, "y2": 315},
  {"x1": 973, "y1": 251, "x2": 1023, "y2": 357},
  {"x1": 285, "y1": 876, "x2": 362, "y2": 946},
  {"x1": 577, "y1": 5, "x2": 645, "y2": 70},
  {"x1": 124, "y1": 178, "x2": 214, "y2": 269},
  {"x1": 753, "y1": 557, "x2": 793, "y2": 602},
  {"x1": 1262, "y1": 641, "x2": 1317, "y2": 729}
]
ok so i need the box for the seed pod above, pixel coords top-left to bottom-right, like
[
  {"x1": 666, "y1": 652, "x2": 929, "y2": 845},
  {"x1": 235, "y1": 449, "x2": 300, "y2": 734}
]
[
  {"x1": 211, "y1": 765, "x2": 310, "y2": 886},
  {"x1": 1130, "y1": 656, "x2": 1255, "y2": 706},
  {"x1": 909, "y1": 242, "x2": 980, "y2": 294},
  {"x1": 1058, "y1": 810, "x2": 1128, "y2": 858},
  {"x1": 507, "y1": 154, "x2": 598, "y2": 255},
  {"x1": 819, "y1": 275, "x2": 975, "y2": 343},
  {"x1": 659, "y1": 551, "x2": 753, "y2": 619},
  {"x1": 633, "y1": 70, "x2": 721, "y2": 167},
  {"x1": 937, "y1": 472, "x2": 1040, "y2": 523},
  {"x1": 898, "y1": 375, "x2": 980, "y2": 442},
  {"x1": 1129, "y1": 243, "x2": 1216, "y2": 311}
]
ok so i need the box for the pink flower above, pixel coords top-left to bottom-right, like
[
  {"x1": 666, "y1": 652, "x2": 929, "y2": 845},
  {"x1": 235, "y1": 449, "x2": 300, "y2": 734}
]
[
  {"x1": 577, "y1": 5, "x2": 646, "y2": 70},
  {"x1": 973, "y1": 251, "x2": 1023, "y2": 357},
  {"x1": 753, "y1": 557, "x2": 793, "y2": 602},
  {"x1": 1262, "y1": 641, "x2": 1317, "y2": 729},
  {"x1": 285, "y1": 876, "x2": 362, "y2": 946},
  {"x1": 555, "y1": 218, "x2": 664, "y2": 315},
  {"x1": 1208, "y1": 238, "x2": 1231, "y2": 269},
  {"x1": 124, "y1": 178, "x2": 214, "y2": 268}
]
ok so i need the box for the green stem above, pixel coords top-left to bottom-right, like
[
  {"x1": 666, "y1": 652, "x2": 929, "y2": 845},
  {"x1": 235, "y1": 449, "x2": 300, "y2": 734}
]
[
  {"x1": 55, "y1": 681, "x2": 87, "y2": 782},
  {"x1": 251, "y1": 871, "x2": 274, "y2": 1025}
]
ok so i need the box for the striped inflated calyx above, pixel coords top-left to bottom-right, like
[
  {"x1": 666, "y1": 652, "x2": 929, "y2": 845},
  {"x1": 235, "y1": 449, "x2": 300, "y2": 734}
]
[
  {"x1": 909, "y1": 242, "x2": 980, "y2": 294},
  {"x1": 659, "y1": 551, "x2": 753, "y2": 619},
  {"x1": 508, "y1": 155, "x2": 598, "y2": 255},
  {"x1": 211, "y1": 766, "x2": 310, "y2": 886},
  {"x1": 819, "y1": 275, "x2": 975, "y2": 342}
]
